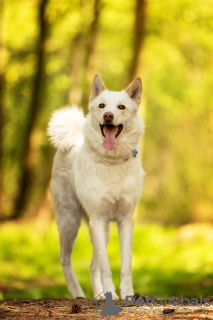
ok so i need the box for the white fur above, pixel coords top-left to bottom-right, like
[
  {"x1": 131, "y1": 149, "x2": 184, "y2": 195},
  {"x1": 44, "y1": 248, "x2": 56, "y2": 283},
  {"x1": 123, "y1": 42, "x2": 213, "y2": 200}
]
[
  {"x1": 48, "y1": 76, "x2": 145, "y2": 300},
  {"x1": 47, "y1": 106, "x2": 85, "y2": 152}
]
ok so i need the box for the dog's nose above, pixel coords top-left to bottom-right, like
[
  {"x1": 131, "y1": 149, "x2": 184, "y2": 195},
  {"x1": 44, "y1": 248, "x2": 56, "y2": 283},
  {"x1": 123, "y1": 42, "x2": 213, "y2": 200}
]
[{"x1": 103, "y1": 112, "x2": 114, "y2": 122}]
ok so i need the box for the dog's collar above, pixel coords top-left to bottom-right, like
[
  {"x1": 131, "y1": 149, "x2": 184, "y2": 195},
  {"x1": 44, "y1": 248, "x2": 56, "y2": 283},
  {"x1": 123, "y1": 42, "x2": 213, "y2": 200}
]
[
  {"x1": 116, "y1": 149, "x2": 138, "y2": 163},
  {"x1": 99, "y1": 152, "x2": 137, "y2": 165},
  {"x1": 91, "y1": 144, "x2": 138, "y2": 164},
  {"x1": 132, "y1": 149, "x2": 138, "y2": 157},
  {"x1": 123, "y1": 149, "x2": 138, "y2": 162}
]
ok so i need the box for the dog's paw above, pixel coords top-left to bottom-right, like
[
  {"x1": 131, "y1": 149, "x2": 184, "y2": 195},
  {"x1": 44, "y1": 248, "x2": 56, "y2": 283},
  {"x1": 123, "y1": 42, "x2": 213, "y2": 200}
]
[
  {"x1": 121, "y1": 293, "x2": 134, "y2": 301},
  {"x1": 102, "y1": 281, "x2": 118, "y2": 300},
  {"x1": 120, "y1": 287, "x2": 134, "y2": 300},
  {"x1": 94, "y1": 290, "x2": 119, "y2": 301},
  {"x1": 95, "y1": 292, "x2": 106, "y2": 301},
  {"x1": 111, "y1": 291, "x2": 119, "y2": 301}
]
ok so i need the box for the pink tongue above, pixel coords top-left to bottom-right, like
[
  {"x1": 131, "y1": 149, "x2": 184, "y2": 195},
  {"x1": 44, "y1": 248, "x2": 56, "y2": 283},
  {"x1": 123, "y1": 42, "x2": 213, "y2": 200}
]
[{"x1": 103, "y1": 126, "x2": 118, "y2": 150}]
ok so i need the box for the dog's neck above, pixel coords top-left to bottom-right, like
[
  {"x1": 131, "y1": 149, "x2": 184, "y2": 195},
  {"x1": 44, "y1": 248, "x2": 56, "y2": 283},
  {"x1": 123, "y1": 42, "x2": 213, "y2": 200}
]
[{"x1": 82, "y1": 139, "x2": 139, "y2": 165}]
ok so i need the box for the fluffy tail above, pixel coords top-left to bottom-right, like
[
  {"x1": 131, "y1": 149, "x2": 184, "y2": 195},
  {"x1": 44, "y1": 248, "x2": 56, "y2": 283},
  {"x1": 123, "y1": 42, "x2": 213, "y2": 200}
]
[{"x1": 47, "y1": 106, "x2": 85, "y2": 152}]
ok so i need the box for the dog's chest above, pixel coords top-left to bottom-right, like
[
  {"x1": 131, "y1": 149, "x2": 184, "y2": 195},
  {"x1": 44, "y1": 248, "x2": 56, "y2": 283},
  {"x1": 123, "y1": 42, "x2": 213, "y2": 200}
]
[
  {"x1": 98, "y1": 195, "x2": 134, "y2": 221},
  {"x1": 74, "y1": 153, "x2": 143, "y2": 219}
]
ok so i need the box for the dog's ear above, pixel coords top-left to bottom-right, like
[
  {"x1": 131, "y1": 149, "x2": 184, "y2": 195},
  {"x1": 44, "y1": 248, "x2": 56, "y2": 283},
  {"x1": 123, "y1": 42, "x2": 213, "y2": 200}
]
[
  {"x1": 125, "y1": 77, "x2": 142, "y2": 105},
  {"x1": 90, "y1": 74, "x2": 106, "y2": 100}
]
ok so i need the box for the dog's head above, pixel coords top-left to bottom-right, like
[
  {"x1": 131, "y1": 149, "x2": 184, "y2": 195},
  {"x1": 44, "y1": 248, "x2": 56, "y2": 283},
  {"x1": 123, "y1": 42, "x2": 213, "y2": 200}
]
[{"x1": 84, "y1": 74, "x2": 144, "y2": 159}]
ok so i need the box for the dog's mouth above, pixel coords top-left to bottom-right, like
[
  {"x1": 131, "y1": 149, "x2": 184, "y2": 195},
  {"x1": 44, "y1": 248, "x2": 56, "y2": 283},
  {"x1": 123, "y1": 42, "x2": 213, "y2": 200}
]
[{"x1": 100, "y1": 124, "x2": 123, "y2": 150}]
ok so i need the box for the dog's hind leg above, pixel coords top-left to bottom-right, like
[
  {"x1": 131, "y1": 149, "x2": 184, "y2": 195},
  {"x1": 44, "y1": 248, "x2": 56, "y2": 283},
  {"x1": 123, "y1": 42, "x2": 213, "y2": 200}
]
[
  {"x1": 90, "y1": 223, "x2": 110, "y2": 299},
  {"x1": 52, "y1": 189, "x2": 85, "y2": 298}
]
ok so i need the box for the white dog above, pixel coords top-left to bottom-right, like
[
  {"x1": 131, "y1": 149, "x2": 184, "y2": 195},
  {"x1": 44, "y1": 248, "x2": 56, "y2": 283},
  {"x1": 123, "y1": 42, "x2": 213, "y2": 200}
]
[{"x1": 48, "y1": 74, "x2": 145, "y2": 300}]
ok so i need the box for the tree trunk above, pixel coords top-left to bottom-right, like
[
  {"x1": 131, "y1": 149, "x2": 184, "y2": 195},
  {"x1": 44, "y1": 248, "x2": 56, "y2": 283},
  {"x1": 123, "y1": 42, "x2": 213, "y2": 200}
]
[
  {"x1": 12, "y1": 0, "x2": 49, "y2": 219},
  {"x1": 67, "y1": 30, "x2": 85, "y2": 107},
  {"x1": 0, "y1": 0, "x2": 5, "y2": 217},
  {"x1": 127, "y1": 0, "x2": 148, "y2": 187},
  {"x1": 81, "y1": 0, "x2": 102, "y2": 111},
  {"x1": 127, "y1": 0, "x2": 147, "y2": 82}
]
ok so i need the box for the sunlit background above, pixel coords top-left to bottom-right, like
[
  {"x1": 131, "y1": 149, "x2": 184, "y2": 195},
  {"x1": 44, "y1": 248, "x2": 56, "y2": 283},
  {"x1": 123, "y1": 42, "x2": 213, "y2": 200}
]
[{"x1": 0, "y1": 0, "x2": 213, "y2": 300}]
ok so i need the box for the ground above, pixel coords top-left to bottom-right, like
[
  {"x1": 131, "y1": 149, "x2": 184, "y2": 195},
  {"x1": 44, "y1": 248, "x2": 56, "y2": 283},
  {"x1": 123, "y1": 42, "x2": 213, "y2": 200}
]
[{"x1": 1, "y1": 297, "x2": 213, "y2": 319}]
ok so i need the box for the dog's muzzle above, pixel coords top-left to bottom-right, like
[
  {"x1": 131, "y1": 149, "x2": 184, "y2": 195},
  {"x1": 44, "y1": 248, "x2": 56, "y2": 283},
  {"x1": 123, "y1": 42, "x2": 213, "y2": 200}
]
[{"x1": 100, "y1": 124, "x2": 123, "y2": 150}]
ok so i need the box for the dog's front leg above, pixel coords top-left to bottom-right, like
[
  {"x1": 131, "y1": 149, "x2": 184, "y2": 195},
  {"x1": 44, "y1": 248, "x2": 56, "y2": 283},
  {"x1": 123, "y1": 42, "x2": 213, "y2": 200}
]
[
  {"x1": 118, "y1": 217, "x2": 134, "y2": 300},
  {"x1": 89, "y1": 219, "x2": 118, "y2": 300}
]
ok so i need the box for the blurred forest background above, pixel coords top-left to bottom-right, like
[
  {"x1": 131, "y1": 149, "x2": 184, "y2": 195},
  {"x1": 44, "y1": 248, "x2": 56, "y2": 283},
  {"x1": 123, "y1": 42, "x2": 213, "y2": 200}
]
[{"x1": 0, "y1": 0, "x2": 213, "y2": 301}]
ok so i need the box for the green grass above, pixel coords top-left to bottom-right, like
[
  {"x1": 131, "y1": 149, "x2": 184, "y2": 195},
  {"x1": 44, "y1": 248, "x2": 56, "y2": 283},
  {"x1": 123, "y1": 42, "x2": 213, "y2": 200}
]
[{"x1": 0, "y1": 219, "x2": 213, "y2": 300}]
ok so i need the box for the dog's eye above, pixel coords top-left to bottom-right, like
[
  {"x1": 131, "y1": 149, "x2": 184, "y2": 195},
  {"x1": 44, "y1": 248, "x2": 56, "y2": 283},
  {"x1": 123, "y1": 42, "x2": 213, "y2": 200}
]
[
  {"x1": 99, "y1": 103, "x2": 105, "y2": 108},
  {"x1": 118, "y1": 105, "x2": 125, "y2": 110}
]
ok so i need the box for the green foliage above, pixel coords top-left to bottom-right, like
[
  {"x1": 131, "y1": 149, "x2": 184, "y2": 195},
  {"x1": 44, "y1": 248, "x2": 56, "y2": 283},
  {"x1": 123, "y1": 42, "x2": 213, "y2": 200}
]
[
  {"x1": 141, "y1": 0, "x2": 213, "y2": 224},
  {"x1": 0, "y1": 221, "x2": 213, "y2": 300}
]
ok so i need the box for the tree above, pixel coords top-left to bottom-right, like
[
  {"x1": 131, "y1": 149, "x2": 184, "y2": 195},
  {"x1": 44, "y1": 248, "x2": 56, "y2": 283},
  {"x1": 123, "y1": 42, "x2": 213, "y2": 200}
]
[
  {"x1": 12, "y1": 0, "x2": 49, "y2": 219},
  {"x1": 127, "y1": 0, "x2": 147, "y2": 82},
  {"x1": 81, "y1": 0, "x2": 102, "y2": 110},
  {"x1": 0, "y1": 0, "x2": 5, "y2": 217},
  {"x1": 67, "y1": 0, "x2": 102, "y2": 113}
]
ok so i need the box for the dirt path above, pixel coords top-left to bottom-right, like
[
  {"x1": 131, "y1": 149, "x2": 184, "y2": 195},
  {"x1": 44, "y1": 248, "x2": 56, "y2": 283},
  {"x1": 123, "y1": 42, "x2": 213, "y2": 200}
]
[{"x1": 1, "y1": 298, "x2": 213, "y2": 319}]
